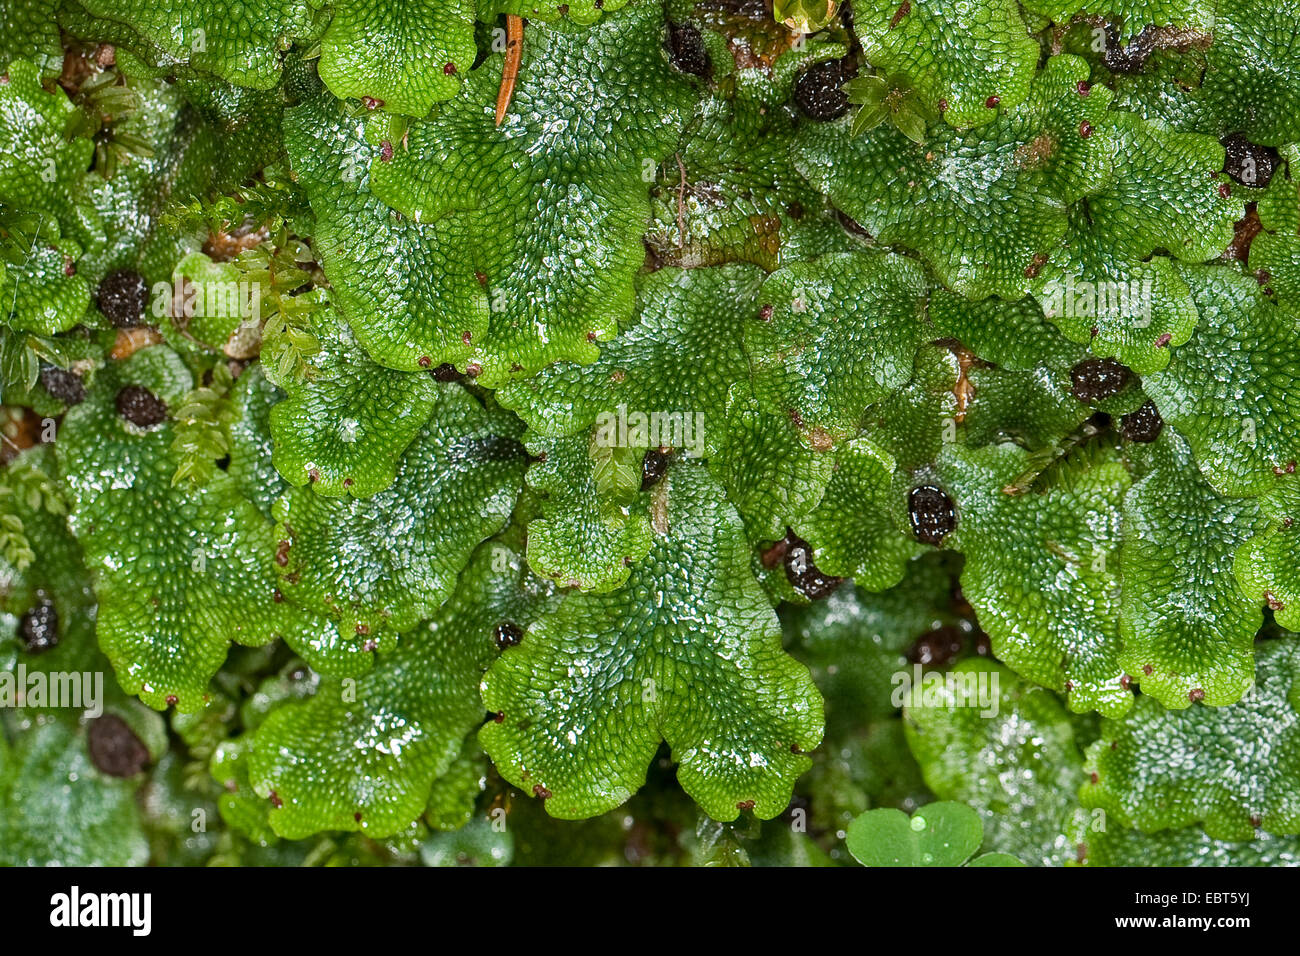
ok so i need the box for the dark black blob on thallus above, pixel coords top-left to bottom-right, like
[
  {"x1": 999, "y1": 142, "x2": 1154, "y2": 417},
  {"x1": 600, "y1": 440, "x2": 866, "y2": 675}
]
[
  {"x1": 909, "y1": 485, "x2": 956, "y2": 546},
  {"x1": 795, "y1": 59, "x2": 855, "y2": 121},
  {"x1": 1070, "y1": 358, "x2": 1132, "y2": 403},
  {"x1": 87, "y1": 714, "x2": 150, "y2": 777},
  {"x1": 1119, "y1": 400, "x2": 1164, "y2": 443},
  {"x1": 1221, "y1": 132, "x2": 1279, "y2": 188},
  {"x1": 641, "y1": 448, "x2": 669, "y2": 490},
  {"x1": 430, "y1": 362, "x2": 463, "y2": 382},
  {"x1": 493, "y1": 621, "x2": 523, "y2": 650},
  {"x1": 907, "y1": 624, "x2": 966, "y2": 667},
  {"x1": 115, "y1": 384, "x2": 167, "y2": 427},
  {"x1": 20, "y1": 595, "x2": 59, "y2": 653},
  {"x1": 39, "y1": 364, "x2": 86, "y2": 405},
  {"x1": 96, "y1": 269, "x2": 149, "y2": 328},
  {"x1": 781, "y1": 531, "x2": 844, "y2": 599},
  {"x1": 1101, "y1": 24, "x2": 1156, "y2": 74},
  {"x1": 666, "y1": 22, "x2": 710, "y2": 78}
]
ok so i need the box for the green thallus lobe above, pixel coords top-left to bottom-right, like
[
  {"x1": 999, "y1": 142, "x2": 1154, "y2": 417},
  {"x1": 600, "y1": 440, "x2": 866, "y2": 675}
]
[{"x1": 0, "y1": 0, "x2": 1296, "y2": 866}]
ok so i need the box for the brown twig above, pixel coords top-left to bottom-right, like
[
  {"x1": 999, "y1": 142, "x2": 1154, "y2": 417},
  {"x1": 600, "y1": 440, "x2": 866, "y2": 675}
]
[{"x1": 495, "y1": 16, "x2": 524, "y2": 127}]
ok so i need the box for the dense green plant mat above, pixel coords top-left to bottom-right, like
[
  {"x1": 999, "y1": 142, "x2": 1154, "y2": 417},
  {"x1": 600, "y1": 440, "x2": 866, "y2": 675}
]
[{"x1": 0, "y1": 0, "x2": 1297, "y2": 867}]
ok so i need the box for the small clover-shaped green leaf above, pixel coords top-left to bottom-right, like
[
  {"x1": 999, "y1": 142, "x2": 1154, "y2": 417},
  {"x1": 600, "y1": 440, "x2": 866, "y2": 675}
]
[{"x1": 846, "y1": 801, "x2": 986, "y2": 867}]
